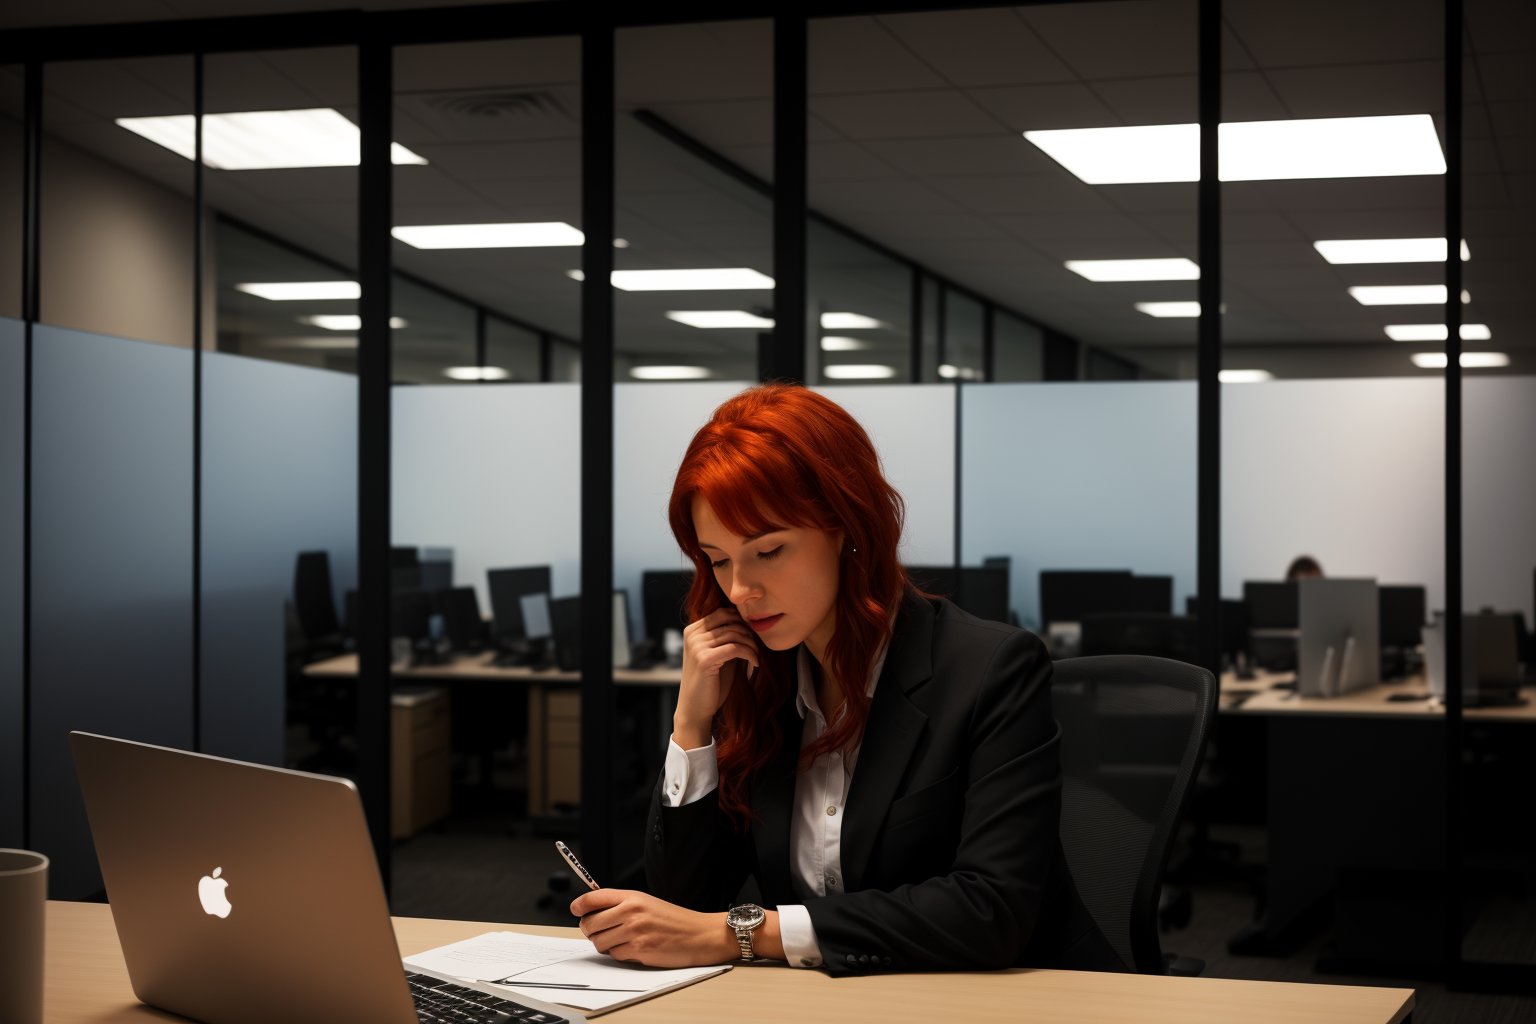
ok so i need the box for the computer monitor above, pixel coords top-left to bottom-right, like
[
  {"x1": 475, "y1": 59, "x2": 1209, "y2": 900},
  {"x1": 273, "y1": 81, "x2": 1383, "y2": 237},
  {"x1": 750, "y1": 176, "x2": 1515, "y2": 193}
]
[
  {"x1": 1244, "y1": 581, "x2": 1298, "y2": 629},
  {"x1": 1039, "y1": 570, "x2": 1133, "y2": 626},
  {"x1": 1297, "y1": 578, "x2": 1379, "y2": 697},
  {"x1": 390, "y1": 590, "x2": 432, "y2": 643},
  {"x1": 292, "y1": 551, "x2": 341, "y2": 644},
  {"x1": 956, "y1": 566, "x2": 1010, "y2": 623},
  {"x1": 432, "y1": 586, "x2": 484, "y2": 652},
  {"x1": 1185, "y1": 596, "x2": 1250, "y2": 660},
  {"x1": 547, "y1": 591, "x2": 632, "y2": 671},
  {"x1": 906, "y1": 565, "x2": 960, "y2": 602},
  {"x1": 1111, "y1": 575, "x2": 1172, "y2": 615},
  {"x1": 486, "y1": 566, "x2": 553, "y2": 646},
  {"x1": 1378, "y1": 585, "x2": 1427, "y2": 650},
  {"x1": 418, "y1": 559, "x2": 452, "y2": 594},
  {"x1": 519, "y1": 592, "x2": 552, "y2": 641},
  {"x1": 1081, "y1": 612, "x2": 1198, "y2": 661},
  {"x1": 391, "y1": 546, "x2": 419, "y2": 567},
  {"x1": 641, "y1": 569, "x2": 695, "y2": 646}
]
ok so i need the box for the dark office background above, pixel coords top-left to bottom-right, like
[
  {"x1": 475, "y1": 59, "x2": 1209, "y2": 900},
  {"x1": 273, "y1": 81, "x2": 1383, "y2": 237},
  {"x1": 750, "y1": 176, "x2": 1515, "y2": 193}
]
[{"x1": 1, "y1": 1, "x2": 1533, "y2": 1021}]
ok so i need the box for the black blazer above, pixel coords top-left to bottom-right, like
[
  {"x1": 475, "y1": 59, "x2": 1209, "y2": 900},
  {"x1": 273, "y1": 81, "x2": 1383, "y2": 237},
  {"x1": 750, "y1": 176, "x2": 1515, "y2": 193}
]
[{"x1": 645, "y1": 590, "x2": 1123, "y2": 976}]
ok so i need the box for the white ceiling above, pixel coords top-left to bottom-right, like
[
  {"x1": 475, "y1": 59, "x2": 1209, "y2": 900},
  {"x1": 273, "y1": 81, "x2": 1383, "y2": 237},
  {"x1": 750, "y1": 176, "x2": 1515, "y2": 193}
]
[{"x1": 2, "y1": 0, "x2": 1532, "y2": 378}]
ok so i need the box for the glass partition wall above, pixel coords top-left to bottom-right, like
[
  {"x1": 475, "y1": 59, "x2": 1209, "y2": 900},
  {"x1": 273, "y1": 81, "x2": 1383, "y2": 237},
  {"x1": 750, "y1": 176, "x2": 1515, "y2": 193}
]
[
  {"x1": 1458, "y1": 0, "x2": 1536, "y2": 973},
  {"x1": 0, "y1": 64, "x2": 24, "y2": 849},
  {"x1": 1219, "y1": 0, "x2": 1452, "y2": 980},
  {"x1": 389, "y1": 36, "x2": 584, "y2": 919}
]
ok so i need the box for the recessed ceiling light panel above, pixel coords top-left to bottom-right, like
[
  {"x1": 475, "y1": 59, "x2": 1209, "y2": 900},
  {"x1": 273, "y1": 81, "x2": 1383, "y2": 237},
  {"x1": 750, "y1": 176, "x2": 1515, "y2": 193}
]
[
  {"x1": 392, "y1": 223, "x2": 584, "y2": 249},
  {"x1": 630, "y1": 365, "x2": 712, "y2": 380},
  {"x1": 823, "y1": 365, "x2": 897, "y2": 380},
  {"x1": 1384, "y1": 323, "x2": 1491, "y2": 342},
  {"x1": 1065, "y1": 258, "x2": 1199, "y2": 281},
  {"x1": 1314, "y1": 238, "x2": 1470, "y2": 264},
  {"x1": 820, "y1": 313, "x2": 886, "y2": 329},
  {"x1": 116, "y1": 108, "x2": 426, "y2": 169},
  {"x1": 1219, "y1": 369, "x2": 1274, "y2": 383},
  {"x1": 444, "y1": 366, "x2": 511, "y2": 381},
  {"x1": 1134, "y1": 301, "x2": 1202, "y2": 318},
  {"x1": 1349, "y1": 286, "x2": 1469, "y2": 306},
  {"x1": 667, "y1": 311, "x2": 775, "y2": 329},
  {"x1": 820, "y1": 336, "x2": 873, "y2": 352},
  {"x1": 298, "y1": 315, "x2": 407, "y2": 330},
  {"x1": 1411, "y1": 352, "x2": 1509, "y2": 369},
  {"x1": 236, "y1": 281, "x2": 361, "y2": 301}
]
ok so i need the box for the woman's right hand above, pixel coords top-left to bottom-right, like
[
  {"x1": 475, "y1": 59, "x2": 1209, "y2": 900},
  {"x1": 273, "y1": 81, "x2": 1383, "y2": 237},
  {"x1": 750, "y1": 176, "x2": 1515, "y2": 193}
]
[{"x1": 672, "y1": 607, "x2": 760, "y2": 750}]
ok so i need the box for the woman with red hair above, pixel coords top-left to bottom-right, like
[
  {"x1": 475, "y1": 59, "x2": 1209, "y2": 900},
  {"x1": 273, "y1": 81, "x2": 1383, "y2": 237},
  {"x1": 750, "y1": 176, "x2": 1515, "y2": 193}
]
[{"x1": 570, "y1": 384, "x2": 1117, "y2": 975}]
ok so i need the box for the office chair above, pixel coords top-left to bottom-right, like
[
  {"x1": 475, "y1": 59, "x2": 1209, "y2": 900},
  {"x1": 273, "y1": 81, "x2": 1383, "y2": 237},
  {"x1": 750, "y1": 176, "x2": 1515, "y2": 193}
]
[
  {"x1": 292, "y1": 551, "x2": 344, "y2": 657},
  {"x1": 1051, "y1": 655, "x2": 1217, "y2": 976}
]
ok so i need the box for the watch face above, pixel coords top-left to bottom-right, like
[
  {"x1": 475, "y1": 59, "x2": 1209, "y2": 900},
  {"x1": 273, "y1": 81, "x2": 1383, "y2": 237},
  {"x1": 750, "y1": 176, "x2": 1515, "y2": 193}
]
[{"x1": 727, "y1": 904, "x2": 765, "y2": 929}]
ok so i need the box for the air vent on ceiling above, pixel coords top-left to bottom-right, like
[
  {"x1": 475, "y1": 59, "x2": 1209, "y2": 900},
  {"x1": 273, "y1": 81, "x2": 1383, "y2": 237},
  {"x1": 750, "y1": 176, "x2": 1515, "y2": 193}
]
[{"x1": 399, "y1": 87, "x2": 577, "y2": 141}]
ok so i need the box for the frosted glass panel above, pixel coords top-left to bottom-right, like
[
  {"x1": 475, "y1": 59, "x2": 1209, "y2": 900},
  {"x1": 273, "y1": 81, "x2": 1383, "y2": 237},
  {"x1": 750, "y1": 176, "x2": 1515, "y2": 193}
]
[
  {"x1": 962, "y1": 382, "x2": 1198, "y2": 630},
  {"x1": 393, "y1": 385, "x2": 582, "y2": 609},
  {"x1": 1464, "y1": 377, "x2": 1536, "y2": 627},
  {"x1": 1222, "y1": 378, "x2": 1445, "y2": 607},
  {"x1": 615, "y1": 382, "x2": 752, "y2": 638},
  {"x1": 31, "y1": 325, "x2": 192, "y2": 897},
  {"x1": 0, "y1": 317, "x2": 22, "y2": 846},
  {"x1": 202, "y1": 352, "x2": 357, "y2": 766},
  {"x1": 820, "y1": 385, "x2": 955, "y2": 566}
]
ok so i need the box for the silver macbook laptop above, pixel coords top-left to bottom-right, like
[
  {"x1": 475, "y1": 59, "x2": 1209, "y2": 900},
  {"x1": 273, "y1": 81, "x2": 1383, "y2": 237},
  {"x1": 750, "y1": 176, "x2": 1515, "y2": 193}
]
[{"x1": 70, "y1": 731, "x2": 585, "y2": 1024}]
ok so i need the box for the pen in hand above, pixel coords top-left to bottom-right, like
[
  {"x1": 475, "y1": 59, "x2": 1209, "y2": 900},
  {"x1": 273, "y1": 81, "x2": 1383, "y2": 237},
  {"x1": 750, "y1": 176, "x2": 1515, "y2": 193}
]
[{"x1": 556, "y1": 840, "x2": 600, "y2": 892}]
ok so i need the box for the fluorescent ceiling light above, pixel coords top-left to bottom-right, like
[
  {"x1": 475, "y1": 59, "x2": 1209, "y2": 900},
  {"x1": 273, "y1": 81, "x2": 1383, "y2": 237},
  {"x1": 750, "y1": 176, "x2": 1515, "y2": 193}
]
[
  {"x1": 821, "y1": 336, "x2": 873, "y2": 352},
  {"x1": 1219, "y1": 369, "x2": 1274, "y2": 383},
  {"x1": 298, "y1": 315, "x2": 406, "y2": 331},
  {"x1": 392, "y1": 222, "x2": 584, "y2": 249},
  {"x1": 116, "y1": 108, "x2": 426, "y2": 169},
  {"x1": 613, "y1": 238, "x2": 631, "y2": 248},
  {"x1": 666, "y1": 311, "x2": 775, "y2": 329},
  {"x1": 1024, "y1": 114, "x2": 1445, "y2": 184},
  {"x1": 567, "y1": 268, "x2": 773, "y2": 291},
  {"x1": 1384, "y1": 323, "x2": 1491, "y2": 342},
  {"x1": 236, "y1": 281, "x2": 361, "y2": 301},
  {"x1": 1135, "y1": 301, "x2": 1202, "y2": 318},
  {"x1": 444, "y1": 366, "x2": 511, "y2": 381},
  {"x1": 1349, "y1": 286, "x2": 1469, "y2": 306},
  {"x1": 938, "y1": 364, "x2": 984, "y2": 381},
  {"x1": 1411, "y1": 352, "x2": 1510, "y2": 369},
  {"x1": 630, "y1": 365, "x2": 712, "y2": 380},
  {"x1": 262, "y1": 336, "x2": 359, "y2": 351},
  {"x1": 823, "y1": 365, "x2": 896, "y2": 380},
  {"x1": 820, "y1": 312, "x2": 886, "y2": 330},
  {"x1": 1314, "y1": 238, "x2": 1470, "y2": 264},
  {"x1": 1065, "y1": 258, "x2": 1199, "y2": 282}
]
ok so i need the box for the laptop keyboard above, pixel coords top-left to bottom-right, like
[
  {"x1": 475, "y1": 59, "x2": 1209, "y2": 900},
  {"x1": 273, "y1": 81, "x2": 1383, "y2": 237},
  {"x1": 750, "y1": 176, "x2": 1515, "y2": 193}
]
[{"x1": 407, "y1": 972, "x2": 568, "y2": 1024}]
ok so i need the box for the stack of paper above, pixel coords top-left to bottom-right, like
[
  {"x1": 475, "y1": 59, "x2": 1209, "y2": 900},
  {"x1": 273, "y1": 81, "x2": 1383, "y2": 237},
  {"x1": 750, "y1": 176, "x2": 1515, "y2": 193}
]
[{"x1": 404, "y1": 931, "x2": 731, "y2": 1015}]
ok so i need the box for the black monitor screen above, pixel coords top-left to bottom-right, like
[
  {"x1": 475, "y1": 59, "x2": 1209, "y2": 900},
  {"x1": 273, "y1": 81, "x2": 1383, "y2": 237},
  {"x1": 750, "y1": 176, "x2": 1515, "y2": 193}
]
[
  {"x1": 907, "y1": 566, "x2": 960, "y2": 601},
  {"x1": 391, "y1": 546, "x2": 419, "y2": 567},
  {"x1": 1379, "y1": 585, "x2": 1427, "y2": 649},
  {"x1": 1186, "y1": 596, "x2": 1250, "y2": 657},
  {"x1": 1244, "y1": 581, "x2": 1298, "y2": 630},
  {"x1": 391, "y1": 590, "x2": 431, "y2": 641},
  {"x1": 956, "y1": 567, "x2": 1010, "y2": 623},
  {"x1": 641, "y1": 570, "x2": 695, "y2": 644},
  {"x1": 418, "y1": 559, "x2": 452, "y2": 594},
  {"x1": 1039, "y1": 570, "x2": 1133, "y2": 625},
  {"x1": 487, "y1": 566, "x2": 553, "y2": 643},
  {"x1": 433, "y1": 586, "x2": 483, "y2": 651}
]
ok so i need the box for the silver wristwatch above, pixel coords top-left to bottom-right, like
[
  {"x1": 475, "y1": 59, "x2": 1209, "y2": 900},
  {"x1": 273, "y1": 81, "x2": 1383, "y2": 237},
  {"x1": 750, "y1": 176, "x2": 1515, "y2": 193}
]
[{"x1": 725, "y1": 903, "x2": 766, "y2": 961}]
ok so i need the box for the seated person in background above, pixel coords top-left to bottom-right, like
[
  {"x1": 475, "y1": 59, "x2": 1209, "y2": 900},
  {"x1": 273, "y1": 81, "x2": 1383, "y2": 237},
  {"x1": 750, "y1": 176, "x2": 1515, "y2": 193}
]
[
  {"x1": 569, "y1": 384, "x2": 1121, "y2": 976},
  {"x1": 1285, "y1": 555, "x2": 1323, "y2": 583}
]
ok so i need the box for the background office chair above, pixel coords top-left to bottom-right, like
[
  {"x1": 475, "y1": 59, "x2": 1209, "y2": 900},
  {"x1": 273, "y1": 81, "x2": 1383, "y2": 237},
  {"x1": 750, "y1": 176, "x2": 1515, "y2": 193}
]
[{"x1": 1051, "y1": 654, "x2": 1217, "y2": 976}]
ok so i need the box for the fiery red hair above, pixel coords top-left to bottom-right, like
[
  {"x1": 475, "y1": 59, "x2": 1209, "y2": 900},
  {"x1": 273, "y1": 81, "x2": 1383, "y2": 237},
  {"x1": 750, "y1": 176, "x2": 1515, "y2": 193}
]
[{"x1": 667, "y1": 384, "x2": 910, "y2": 827}]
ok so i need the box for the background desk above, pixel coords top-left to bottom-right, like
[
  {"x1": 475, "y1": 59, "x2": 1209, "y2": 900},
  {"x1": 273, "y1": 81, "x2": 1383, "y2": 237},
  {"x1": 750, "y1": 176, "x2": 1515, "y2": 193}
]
[
  {"x1": 1215, "y1": 669, "x2": 1534, "y2": 972},
  {"x1": 303, "y1": 654, "x2": 680, "y2": 816},
  {"x1": 44, "y1": 900, "x2": 1414, "y2": 1024}
]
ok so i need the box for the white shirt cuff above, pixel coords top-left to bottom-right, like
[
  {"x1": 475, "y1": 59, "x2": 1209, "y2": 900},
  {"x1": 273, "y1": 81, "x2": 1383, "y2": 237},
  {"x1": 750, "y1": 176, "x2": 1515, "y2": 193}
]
[
  {"x1": 661, "y1": 737, "x2": 719, "y2": 807},
  {"x1": 776, "y1": 904, "x2": 823, "y2": 968}
]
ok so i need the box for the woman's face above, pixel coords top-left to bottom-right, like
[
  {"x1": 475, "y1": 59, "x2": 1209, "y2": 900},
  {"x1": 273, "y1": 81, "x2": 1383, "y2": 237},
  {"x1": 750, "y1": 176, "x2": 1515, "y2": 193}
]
[{"x1": 692, "y1": 496, "x2": 843, "y2": 659}]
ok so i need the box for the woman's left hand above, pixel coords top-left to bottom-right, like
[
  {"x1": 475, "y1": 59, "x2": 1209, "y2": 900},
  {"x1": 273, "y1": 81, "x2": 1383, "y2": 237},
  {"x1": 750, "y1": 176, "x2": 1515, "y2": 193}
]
[{"x1": 570, "y1": 889, "x2": 733, "y2": 967}]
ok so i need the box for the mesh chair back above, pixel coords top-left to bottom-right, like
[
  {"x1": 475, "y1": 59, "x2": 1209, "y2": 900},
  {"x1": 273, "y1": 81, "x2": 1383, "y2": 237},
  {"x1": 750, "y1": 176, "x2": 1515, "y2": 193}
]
[
  {"x1": 1051, "y1": 655, "x2": 1216, "y2": 974},
  {"x1": 293, "y1": 551, "x2": 341, "y2": 643}
]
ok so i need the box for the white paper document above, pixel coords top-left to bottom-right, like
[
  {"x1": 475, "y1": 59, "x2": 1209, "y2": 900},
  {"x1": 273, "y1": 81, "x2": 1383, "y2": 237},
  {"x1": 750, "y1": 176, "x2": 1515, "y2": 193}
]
[{"x1": 404, "y1": 931, "x2": 731, "y2": 1015}]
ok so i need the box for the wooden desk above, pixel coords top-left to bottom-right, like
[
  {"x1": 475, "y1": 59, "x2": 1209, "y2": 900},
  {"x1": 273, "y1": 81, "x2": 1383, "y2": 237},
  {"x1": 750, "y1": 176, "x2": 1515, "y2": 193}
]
[
  {"x1": 44, "y1": 900, "x2": 1414, "y2": 1024},
  {"x1": 1219, "y1": 669, "x2": 1536, "y2": 721},
  {"x1": 302, "y1": 654, "x2": 681, "y2": 815}
]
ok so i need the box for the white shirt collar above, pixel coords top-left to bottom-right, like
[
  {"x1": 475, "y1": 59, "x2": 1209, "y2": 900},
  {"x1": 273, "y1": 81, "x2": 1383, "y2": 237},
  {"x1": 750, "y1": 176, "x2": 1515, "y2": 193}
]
[{"x1": 793, "y1": 636, "x2": 892, "y2": 722}]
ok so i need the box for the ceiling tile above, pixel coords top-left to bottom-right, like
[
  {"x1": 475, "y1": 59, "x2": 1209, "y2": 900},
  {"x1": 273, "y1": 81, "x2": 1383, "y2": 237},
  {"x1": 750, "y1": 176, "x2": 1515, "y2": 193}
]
[
  {"x1": 808, "y1": 141, "x2": 904, "y2": 181},
  {"x1": 967, "y1": 81, "x2": 1118, "y2": 131},
  {"x1": 807, "y1": 178, "x2": 965, "y2": 215},
  {"x1": 617, "y1": 21, "x2": 771, "y2": 104},
  {"x1": 1020, "y1": 0, "x2": 1198, "y2": 80},
  {"x1": 926, "y1": 173, "x2": 1113, "y2": 215},
  {"x1": 641, "y1": 99, "x2": 773, "y2": 148},
  {"x1": 810, "y1": 16, "x2": 948, "y2": 94},
  {"x1": 1224, "y1": 0, "x2": 1441, "y2": 68},
  {"x1": 811, "y1": 90, "x2": 1003, "y2": 141},
  {"x1": 1093, "y1": 75, "x2": 1198, "y2": 125},
  {"x1": 1264, "y1": 61, "x2": 1445, "y2": 119},
  {"x1": 877, "y1": 9, "x2": 1074, "y2": 87},
  {"x1": 861, "y1": 135, "x2": 1059, "y2": 177}
]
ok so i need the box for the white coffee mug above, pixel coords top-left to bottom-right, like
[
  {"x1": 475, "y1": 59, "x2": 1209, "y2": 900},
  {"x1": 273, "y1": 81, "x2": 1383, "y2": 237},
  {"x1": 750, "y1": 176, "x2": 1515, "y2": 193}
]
[{"x1": 0, "y1": 849, "x2": 48, "y2": 1024}]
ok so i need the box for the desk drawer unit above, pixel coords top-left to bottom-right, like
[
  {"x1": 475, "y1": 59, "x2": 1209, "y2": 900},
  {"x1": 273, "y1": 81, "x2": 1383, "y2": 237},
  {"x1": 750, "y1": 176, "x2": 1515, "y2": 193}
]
[
  {"x1": 529, "y1": 687, "x2": 582, "y2": 815},
  {"x1": 392, "y1": 687, "x2": 452, "y2": 839}
]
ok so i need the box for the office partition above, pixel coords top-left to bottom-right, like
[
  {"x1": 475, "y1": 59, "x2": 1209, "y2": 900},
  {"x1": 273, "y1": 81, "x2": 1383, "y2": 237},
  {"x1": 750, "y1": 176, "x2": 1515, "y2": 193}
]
[
  {"x1": 0, "y1": 317, "x2": 21, "y2": 847},
  {"x1": 30, "y1": 325, "x2": 194, "y2": 899},
  {"x1": 962, "y1": 382, "x2": 1198, "y2": 631},
  {"x1": 200, "y1": 352, "x2": 357, "y2": 767}
]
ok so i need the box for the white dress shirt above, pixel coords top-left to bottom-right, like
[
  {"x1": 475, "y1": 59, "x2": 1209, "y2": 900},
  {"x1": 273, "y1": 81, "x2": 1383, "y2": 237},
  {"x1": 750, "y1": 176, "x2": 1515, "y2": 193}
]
[{"x1": 661, "y1": 643, "x2": 889, "y2": 969}]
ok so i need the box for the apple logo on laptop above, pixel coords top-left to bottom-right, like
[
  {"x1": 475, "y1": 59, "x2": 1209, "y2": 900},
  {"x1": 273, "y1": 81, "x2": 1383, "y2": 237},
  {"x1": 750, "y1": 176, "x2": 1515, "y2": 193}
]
[{"x1": 198, "y1": 867, "x2": 232, "y2": 919}]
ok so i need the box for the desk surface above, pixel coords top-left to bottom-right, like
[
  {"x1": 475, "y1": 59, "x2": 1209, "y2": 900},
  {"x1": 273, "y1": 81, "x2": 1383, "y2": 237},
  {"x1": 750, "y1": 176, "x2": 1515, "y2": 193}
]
[
  {"x1": 47, "y1": 900, "x2": 1413, "y2": 1024},
  {"x1": 303, "y1": 652, "x2": 681, "y2": 687},
  {"x1": 1220, "y1": 669, "x2": 1536, "y2": 721}
]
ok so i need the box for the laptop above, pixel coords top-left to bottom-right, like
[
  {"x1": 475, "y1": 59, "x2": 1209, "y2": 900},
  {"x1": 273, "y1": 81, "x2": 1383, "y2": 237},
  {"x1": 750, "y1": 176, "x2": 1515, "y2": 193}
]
[{"x1": 70, "y1": 731, "x2": 586, "y2": 1024}]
